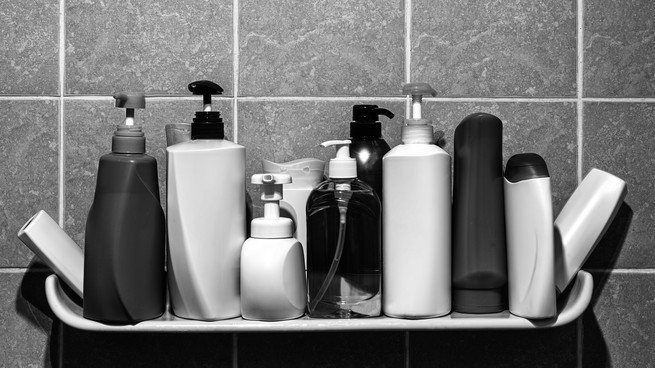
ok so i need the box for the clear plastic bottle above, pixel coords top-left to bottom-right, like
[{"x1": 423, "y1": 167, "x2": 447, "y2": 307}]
[{"x1": 306, "y1": 140, "x2": 381, "y2": 318}]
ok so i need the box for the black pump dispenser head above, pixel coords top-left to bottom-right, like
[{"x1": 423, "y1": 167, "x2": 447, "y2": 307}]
[
  {"x1": 112, "y1": 92, "x2": 146, "y2": 154},
  {"x1": 350, "y1": 105, "x2": 394, "y2": 138},
  {"x1": 188, "y1": 80, "x2": 224, "y2": 140}
]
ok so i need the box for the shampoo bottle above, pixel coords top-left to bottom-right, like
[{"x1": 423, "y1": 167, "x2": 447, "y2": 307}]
[
  {"x1": 241, "y1": 173, "x2": 306, "y2": 321},
  {"x1": 382, "y1": 82, "x2": 451, "y2": 318},
  {"x1": 83, "y1": 92, "x2": 166, "y2": 323},
  {"x1": 452, "y1": 112, "x2": 508, "y2": 313},
  {"x1": 349, "y1": 104, "x2": 394, "y2": 201},
  {"x1": 167, "y1": 80, "x2": 246, "y2": 321},
  {"x1": 262, "y1": 158, "x2": 325, "y2": 264},
  {"x1": 306, "y1": 140, "x2": 381, "y2": 318},
  {"x1": 554, "y1": 168, "x2": 627, "y2": 293},
  {"x1": 504, "y1": 153, "x2": 556, "y2": 319}
]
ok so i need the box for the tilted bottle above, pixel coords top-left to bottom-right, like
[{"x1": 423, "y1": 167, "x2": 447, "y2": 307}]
[
  {"x1": 241, "y1": 173, "x2": 306, "y2": 321},
  {"x1": 83, "y1": 92, "x2": 166, "y2": 323},
  {"x1": 306, "y1": 140, "x2": 381, "y2": 318},
  {"x1": 167, "y1": 80, "x2": 246, "y2": 320},
  {"x1": 349, "y1": 104, "x2": 394, "y2": 201},
  {"x1": 504, "y1": 153, "x2": 556, "y2": 319},
  {"x1": 383, "y1": 83, "x2": 452, "y2": 318},
  {"x1": 452, "y1": 112, "x2": 508, "y2": 313}
]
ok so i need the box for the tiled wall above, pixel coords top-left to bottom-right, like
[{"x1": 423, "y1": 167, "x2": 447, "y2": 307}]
[{"x1": 1, "y1": 0, "x2": 653, "y2": 366}]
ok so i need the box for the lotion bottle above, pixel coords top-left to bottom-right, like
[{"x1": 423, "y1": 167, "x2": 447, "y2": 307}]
[
  {"x1": 382, "y1": 82, "x2": 452, "y2": 318},
  {"x1": 452, "y1": 112, "x2": 508, "y2": 314},
  {"x1": 167, "y1": 80, "x2": 246, "y2": 321},
  {"x1": 349, "y1": 104, "x2": 394, "y2": 201},
  {"x1": 554, "y1": 168, "x2": 627, "y2": 293},
  {"x1": 241, "y1": 173, "x2": 306, "y2": 321},
  {"x1": 306, "y1": 140, "x2": 381, "y2": 318},
  {"x1": 262, "y1": 158, "x2": 325, "y2": 264},
  {"x1": 504, "y1": 153, "x2": 556, "y2": 319},
  {"x1": 83, "y1": 92, "x2": 166, "y2": 323}
]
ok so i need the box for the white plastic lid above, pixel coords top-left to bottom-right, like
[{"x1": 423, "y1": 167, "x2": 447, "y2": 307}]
[
  {"x1": 250, "y1": 173, "x2": 294, "y2": 239},
  {"x1": 321, "y1": 140, "x2": 356, "y2": 179}
]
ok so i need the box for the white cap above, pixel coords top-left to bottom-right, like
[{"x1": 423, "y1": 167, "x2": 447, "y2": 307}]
[
  {"x1": 401, "y1": 83, "x2": 437, "y2": 144},
  {"x1": 250, "y1": 173, "x2": 294, "y2": 239},
  {"x1": 321, "y1": 140, "x2": 356, "y2": 179}
]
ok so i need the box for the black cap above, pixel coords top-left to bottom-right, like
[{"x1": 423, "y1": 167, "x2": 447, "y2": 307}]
[
  {"x1": 504, "y1": 153, "x2": 549, "y2": 183},
  {"x1": 188, "y1": 80, "x2": 225, "y2": 140},
  {"x1": 350, "y1": 105, "x2": 394, "y2": 138}
]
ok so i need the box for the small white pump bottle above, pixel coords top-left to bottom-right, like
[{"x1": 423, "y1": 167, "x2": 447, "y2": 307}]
[
  {"x1": 241, "y1": 173, "x2": 307, "y2": 321},
  {"x1": 504, "y1": 153, "x2": 556, "y2": 319},
  {"x1": 382, "y1": 83, "x2": 452, "y2": 318}
]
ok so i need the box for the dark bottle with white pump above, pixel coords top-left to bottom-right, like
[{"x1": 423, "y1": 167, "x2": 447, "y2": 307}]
[
  {"x1": 349, "y1": 104, "x2": 394, "y2": 201},
  {"x1": 83, "y1": 92, "x2": 166, "y2": 323}
]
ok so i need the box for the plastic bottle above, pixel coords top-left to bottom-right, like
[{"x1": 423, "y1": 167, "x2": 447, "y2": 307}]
[
  {"x1": 83, "y1": 92, "x2": 166, "y2": 323},
  {"x1": 349, "y1": 104, "x2": 394, "y2": 201},
  {"x1": 262, "y1": 158, "x2": 325, "y2": 264},
  {"x1": 167, "y1": 80, "x2": 246, "y2": 321},
  {"x1": 241, "y1": 173, "x2": 306, "y2": 321},
  {"x1": 382, "y1": 83, "x2": 451, "y2": 318},
  {"x1": 452, "y1": 112, "x2": 508, "y2": 314},
  {"x1": 306, "y1": 140, "x2": 381, "y2": 318},
  {"x1": 504, "y1": 153, "x2": 556, "y2": 319},
  {"x1": 554, "y1": 168, "x2": 627, "y2": 294}
]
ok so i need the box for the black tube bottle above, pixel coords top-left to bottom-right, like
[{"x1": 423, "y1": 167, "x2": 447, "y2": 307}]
[
  {"x1": 349, "y1": 105, "x2": 394, "y2": 201},
  {"x1": 83, "y1": 92, "x2": 166, "y2": 323},
  {"x1": 451, "y1": 112, "x2": 508, "y2": 313}
]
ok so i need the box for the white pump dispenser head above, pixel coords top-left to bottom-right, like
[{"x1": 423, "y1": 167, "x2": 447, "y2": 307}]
[
  {"x1": 321, "y1": 140, "x2": 356, "y2": 179},
  {"x1": 401, "y1": 83, "x2": 437, "y2": 144},
  {"x1": 251, "y1": 173, "x2": 294, "y2": 239}
]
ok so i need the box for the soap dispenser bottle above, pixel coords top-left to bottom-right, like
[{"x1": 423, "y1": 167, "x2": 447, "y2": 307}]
[
  {"x1": 504, "y1": 153, "x2": 556, "y2": 319},
  {"x1": 83, "y1": 92, "x2": 166, "y2": 323},
  {"x1": 241, "y1": 173, "x2": 306, "y2": 321},
  {"x1": 382, "y1": 83, "x2": 452, "y2": 318},
  {"x1": 262, "y1": 158, "x2": 325, "y2": 265},
  {"x1": 349, "y1": 104, "x2": 394, "y2": 200},
  {"x1": 452, "y1": 112, "x2": 508, "y2": 313},
  {"x1": 166, "y1": 80, "x2": 246, "y2": 321},
  {"x1": 306, "y1": 140, "x2": 381, "y2": 318}
]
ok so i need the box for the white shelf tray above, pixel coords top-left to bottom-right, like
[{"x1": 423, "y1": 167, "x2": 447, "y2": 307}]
[{"x1": 45, "y1": 271, "x2": 592, "y2": 332}]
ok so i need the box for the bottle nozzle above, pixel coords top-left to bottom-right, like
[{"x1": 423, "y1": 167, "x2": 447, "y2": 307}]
[
  {"x1": 250, "y1": 173, "x2": 294, "y2": 238},
  {"x1": 188, "y1": 80, "x2": 224, "y2": 112},
  {"x1": 113, "y1": 92, "x2": 145, "y2": 126},
  {"x1": 402, "y1": 83, "x2": 437, "y2": 120},
  {"x1": 321, "y1": 140, "x2": 357, "y2": 179}
]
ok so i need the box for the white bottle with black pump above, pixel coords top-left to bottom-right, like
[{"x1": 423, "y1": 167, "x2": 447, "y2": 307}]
[
  {"x1": 382, "y1": 83, "x2": 452, "y2": 318},
  {"x1": 241, "y1": 173, "x2": 306, "y2": 321},
  {"x1": 504, "y1": 153, "x2": 556, "y2": 319},
  {"x1": 167, "y1": 80, "x2": 246, "y2": 321}
]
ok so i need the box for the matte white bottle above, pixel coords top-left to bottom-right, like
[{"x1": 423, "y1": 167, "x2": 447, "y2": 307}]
[
  {"x1": 554, "y1": 168, "x2": 627, "y2": 293},
  {"x1": 504, "y1": 153, "x2": 556, "y2": 319},
  {"x1": 241, "y1": 173, "x2": 306, "y2": 321},
  {"x1": 383, "y1": 83, "x2": 451, "y2": 318},
  {"x1": 167, "y1": 80, "x2": 246, "y2": 320}
]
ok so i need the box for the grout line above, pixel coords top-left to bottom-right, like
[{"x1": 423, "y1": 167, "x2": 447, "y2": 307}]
[
  {"x1": 576, "y1": 0, "x2": 585, "y2": 184},
  {"x1": 232, "y1": 0, "x2": 240, "y2": 144},
  {"x1": 58, "y1": 0, "x2": 66, "y2": 227},
  {"x1": 404, "y1": 0, "x2": 412, "y2": 115},
  {"x1": 581, "y1": 97, "x2": 655, "y2": 103},
  {"x1": 0, "y1": 96, "x2": 60, "y2": 100}
]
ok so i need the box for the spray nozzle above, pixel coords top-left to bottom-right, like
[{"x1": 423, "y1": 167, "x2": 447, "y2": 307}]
[
  {"x1": 321, "y1": 140, "x2": 357, "y2": 179},
  {"x1": 402, "y1": 82, "x2": 437, "y2": 120},
  {"x1": 113, "y1": 92, "x2": 145, "y2": 126},
  {"x1": 350, "y1": 105, "x2": 394, "y2": 138},
  {"x1": 250, "y1": 173, "x2": 294, "y2": 239},
  {"x1": 188, "y1": 80, "x2": 224, "y2": 112}
]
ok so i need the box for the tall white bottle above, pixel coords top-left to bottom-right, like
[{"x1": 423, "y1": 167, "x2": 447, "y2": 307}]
[
  {"x1": 167, "y1": 80, "x2": 246, "y2": 320},
  {"x1": 504, "y1": 153, "x2": 556, "y2": 319},
  {"x1": 382, "y1": 83, "x2": 451, "y2": 318},
  {"x1": 241, "y1": 173, "x2": 306, "y2": 321}
]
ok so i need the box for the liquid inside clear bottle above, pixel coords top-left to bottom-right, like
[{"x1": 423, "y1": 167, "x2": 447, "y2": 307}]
[{"x1": 306, "y1": 178, "x2": 381, "y2": 318}]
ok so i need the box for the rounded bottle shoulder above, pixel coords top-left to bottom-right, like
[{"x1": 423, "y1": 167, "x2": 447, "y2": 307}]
[
  {"x1": 312, "y1": 178, "x2": 377, "y2": 193},
  {"x1": 100, "y1": 152, "x2": 157, "y2": 163},
  {"x1": 167, "y1": 139, "x2": 244, "y2": 153},
  {"x1": 385, "y1": 143, "x2": 449, "y2": 157}
]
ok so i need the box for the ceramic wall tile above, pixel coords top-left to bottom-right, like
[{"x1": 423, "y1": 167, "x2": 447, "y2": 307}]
[
  {"x1": 239, "y1": 0, "x2": 404, "y2": 96},
  {"x1": 65, "y1": 0, "x2": 233, "y2": 95}
]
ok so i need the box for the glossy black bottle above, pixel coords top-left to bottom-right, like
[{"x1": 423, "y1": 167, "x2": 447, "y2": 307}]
[
  {"x1": 83, "y1": 93, "x2": 166, "y2": 323},
  {"x1": 349, "y1": 105, "x2": 394, "y2": 201},
  {"x1": 451, "y1": 112, "x2": 508, "y2": 313}
]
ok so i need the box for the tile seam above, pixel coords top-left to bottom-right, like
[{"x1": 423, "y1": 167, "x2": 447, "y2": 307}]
[
  {"x1": 59, "y1": 0, "x2": 66, "y2": 227},
  {"x1": 232, "y1": 0, "x2": 239, "y2": 144},
  {"x1": 404, "y1": 0, "x2": 412, "y2": 116},
  {"x1": 577, "y1": 0, "x2": 585, "y2": 184}
]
